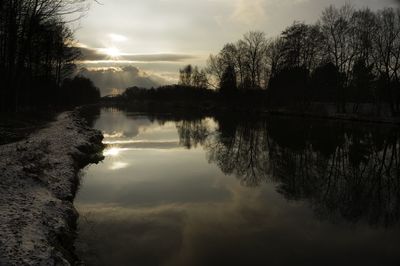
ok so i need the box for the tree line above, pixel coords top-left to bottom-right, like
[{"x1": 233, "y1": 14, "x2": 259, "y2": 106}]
[
  {"x1": 0, "y1": 0, "x2": 100, "y2": 111},
  {"x1": 204, "y1": 4, "x2": 400, "y2": 115}
]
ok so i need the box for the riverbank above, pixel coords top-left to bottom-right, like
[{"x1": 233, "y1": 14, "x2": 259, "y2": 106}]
[
  {"x1": 0, "y1": 111, "x2": 104, "y2": 265},
  {"x1": 100, "y1": 100, "x2": 400, "y2": 125},
  {"x1": 268, "y1": 102, "x2": 400, "y2": 125},
  {"x1": 0, "y1": 112, "x2": 56, "y2": 145}
]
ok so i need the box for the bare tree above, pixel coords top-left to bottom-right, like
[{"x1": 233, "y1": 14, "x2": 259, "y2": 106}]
[
  {"x1": 179, "y1": 64, "x2": 193, "y2": 86},
  {"x1": 0, "y1": 0, "x2": 90, "y2": 110},
  {"x1": 240, "y1": 31, "x2": 269, "y2": 89},
  {"x1": 321, "y1": 4, "x2": 355, "y2": 74},
  {"x1": 280, "y1": 22, "x2": 324, "y2": 71},
  {"x1": 351, "y1": 8, "x2": 377, "y2": 66},
  {"x1": 265, "y1": 37, "x2": 285, "y2": 81},
  {"x1": 372, "y1": 8, "x2": 400, "y2": 111},
  {"x1": 192, "y1": 66, "x2": 208, "y2": 89}
]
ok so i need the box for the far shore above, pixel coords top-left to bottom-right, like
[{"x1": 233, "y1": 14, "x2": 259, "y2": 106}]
[{"x1": 99, "y1": 99, "x2": 400, "y2": 125}]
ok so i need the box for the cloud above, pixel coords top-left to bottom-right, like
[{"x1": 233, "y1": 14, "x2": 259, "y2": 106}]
[
  {"x1": 108, "y1": 33, "x2": 128, "y2": 43},
  {"x1": 77, "y1": 46, "x2": 197, "y2": 63},
  {"x1": 78, "y1": 66, "x2": 165, "y2": 96},
  {"x1": 229, "y1": 0, "x2": 311, "y2": 29},
  {"x1": 78, "y1": 46, "x2": 106, "y2": 61},
  {"x1": 231, "y1": 0, "x2": 267, "y2": 26},
  {"x1": 124, "y1": 54, "x2": 197, "y2": 62}
]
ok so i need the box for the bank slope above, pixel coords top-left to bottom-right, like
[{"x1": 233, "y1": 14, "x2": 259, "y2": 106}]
[{"x1": 0, "y1": 111, "x2": 104, "y2": 265}]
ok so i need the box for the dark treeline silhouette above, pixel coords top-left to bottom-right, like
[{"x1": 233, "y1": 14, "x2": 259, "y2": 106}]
[
  {"x1": 111, "y1": 63, "x2": 269, "y2": 112},
  {"x1": 0, "y1": 0, "x2": 100, "y2": 111},
  {"x1": 179, "y1": 64, "x2": 208, "y2": 89},
  {"x1": 170, "y1": 113, "x2": 400, "y2": 227},
  {"x1": 110, "y1": 4, "x2": 400, "y2": 118},
  {"x1": 119, "y1": 64, "x2": 212, "y2": 104},
  {"x1": 122, "y1": 85, "x2": 215, "y2": 102},
  {"x1": 61, "y1": 76, "x2": 101, "y2": 105},
  {"x1": 115, "y1": 84, "x2": 216, "y2": 113},
  {"x1": 205, "y1": 4, "x2": 400, "y2": 115}
]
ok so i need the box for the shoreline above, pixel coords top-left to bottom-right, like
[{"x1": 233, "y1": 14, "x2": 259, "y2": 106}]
[
  {"x1": 100, "y1": 101, "x2": 400, "y2": 125},
  {"x1": 0, "y1": 110, "x2": 104, "y2": 265},
  {"x1": 267, "y1": 110, "x2": 400, "y2": 125}
]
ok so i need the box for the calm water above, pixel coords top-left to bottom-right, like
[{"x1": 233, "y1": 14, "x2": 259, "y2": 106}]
[{"x1": 75, "y1": 107, "x2": 400, "y2": 266}]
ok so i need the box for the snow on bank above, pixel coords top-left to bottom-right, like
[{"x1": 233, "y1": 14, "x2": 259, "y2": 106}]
[{"x1": 0, "y1": 111, "x2": 104, "y2": 265}]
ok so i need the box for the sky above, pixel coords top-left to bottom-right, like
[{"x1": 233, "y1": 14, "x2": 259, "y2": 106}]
[{"x1": 73, "y1": 0, "x2": 399, "y2": 95}]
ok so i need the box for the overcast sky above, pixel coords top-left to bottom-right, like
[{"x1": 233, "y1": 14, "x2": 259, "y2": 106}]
[{"x1": 73, "y1": 0, "x2": 398, "y2": 95}]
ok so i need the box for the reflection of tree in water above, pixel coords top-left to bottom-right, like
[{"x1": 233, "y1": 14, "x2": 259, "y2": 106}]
[
  {"x1": 207, "y1": 115, "x2": 271, "y2": 187},
  {"x1": 268, "y1": 119, "x2": 400, "y2": 226},
  {"x1": 176, "y1": 119, "x2": 211, "y2": 149},
  {"x1": 178, "y1": 114, "x2": 400, "y2": 226}
]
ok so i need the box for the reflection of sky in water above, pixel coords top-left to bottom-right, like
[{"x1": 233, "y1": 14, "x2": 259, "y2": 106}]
[{"x1": 75, "y1": 109, "x2": 400, "y2": 266}]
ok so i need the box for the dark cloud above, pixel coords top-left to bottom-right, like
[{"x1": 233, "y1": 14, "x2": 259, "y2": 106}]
[
  {"x1": 77, "y1": 46, "x2": 196, "y2": 62},
  {"x1": 124, "y1": 54, "x2": 196, "y2": 62},
  {"x1": 78, "y1": 46, "x2": 107, "y2": 61},
  {"x1": 78, "y1": 66, "x2": 161, "y2": 96}
]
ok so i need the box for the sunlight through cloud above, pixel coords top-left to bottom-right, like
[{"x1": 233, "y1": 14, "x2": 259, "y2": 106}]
[{"x1": 101, "y1": 47, "x2": 122, "y2": 58}]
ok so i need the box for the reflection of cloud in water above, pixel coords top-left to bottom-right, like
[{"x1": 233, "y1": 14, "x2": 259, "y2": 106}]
[
  {"x1": 76, "y1": 108, "x2": 400, "y2": 266},
  {"x1": 94, "y1": 110, "x2": 154, "y2": 139},
  {"x1": 77, "y1": 204, "x2": 186, "y2": 266},
  {"x1": 104, "y1": 140, "x2": 180, "y2": 150},
  {"x1": 96, "y1": 111, "x2": 179, "y2": 144},
  {"x1": 77, "y1": 184, "x2": 400, "y2": 266},
  {"x1": 110, "y1": 161, "x2": 129, "y2": 170}
]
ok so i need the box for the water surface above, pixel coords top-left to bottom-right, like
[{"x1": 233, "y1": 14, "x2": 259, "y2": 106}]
[{"x1": 76, "y1": 108, "x2": 400, "y2": 266}]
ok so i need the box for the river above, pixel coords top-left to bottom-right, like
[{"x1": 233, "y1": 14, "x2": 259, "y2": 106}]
[{"x1": 75, "y1": 107, "x2": 400, "y2": 266}]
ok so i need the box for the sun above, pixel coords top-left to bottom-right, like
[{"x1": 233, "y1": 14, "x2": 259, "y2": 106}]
[
  {"x1": 104, "y1": 47, "x2": 121, "y2": 58},
  {"x1": 99, "y1": 47, "x2": 121, "y2": 59}
]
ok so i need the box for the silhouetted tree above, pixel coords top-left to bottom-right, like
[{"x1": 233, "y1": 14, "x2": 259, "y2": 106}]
[
  {"x1": 281, "y1": 22, "x2": 323, "y2": 71},
  {"x1": 372, "y1": 8, "x2": 400, "y2": 113},
  {"x1": 349, "y1": 60, "x2": 375, "y2": 112},
  {"x1": 219, "y1": 65, "x2": 237, "y2": 95},
  {"x1": 265, "y1": 37, "x2": 285, "y2": 82},
  {"x1": 320, "y1": 4, "x2": 355, "y2": 112},
  {"x1": 193, "y1": 5, "x2": 400, "y2": 115},
  {"x1": 268, "y1": 67, "x2": 309, "y2": 107},
  {"x1": 179, "y1": 65, "x2": 193, "y2": 86},
  {"x1": 207, "y1": 31, "x2": 269, "y2": 91},
  {"x1": 120, "y1": 85, "x2": 216, "y2": 107},
  {"x1": 240, "y1": 31, "x2": 269, "y2": 89},
  {"x1": 0, "y1": 0, "x2": 90, "y2": 111},
  {"x1": 192, "y1": 66, "x2": 208, "y2": 89},
  {"x1": 351, "y1": 8, "x2": 377, "y2": 66},
  {"x1": 60, "y1": 76, "x2": 101, "y2": 105},
  {"x1": 320, "y1": 4, "x2": 355, "y2": 75},
  {"x1": 179, "y1": 64, "x2": 209, "y2": 89},
  {"x1": 310, "y1": 62, "x2": 340, "y2": 102}
]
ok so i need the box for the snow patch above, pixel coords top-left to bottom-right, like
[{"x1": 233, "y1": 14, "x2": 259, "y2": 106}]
[{"x1": 0, "y1": 111, "x2": 104, "y2": 265}]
